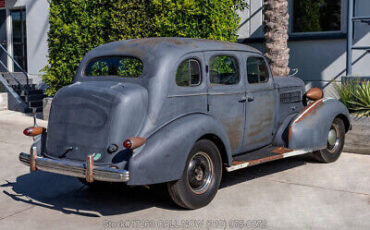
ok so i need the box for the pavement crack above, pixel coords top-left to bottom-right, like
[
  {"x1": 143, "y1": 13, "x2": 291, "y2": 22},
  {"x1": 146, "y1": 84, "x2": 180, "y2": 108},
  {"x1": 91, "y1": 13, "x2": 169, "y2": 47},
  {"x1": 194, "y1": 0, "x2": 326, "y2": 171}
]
[{"x1": 266, "y1": 179, "x2": 369, "y2": 196}]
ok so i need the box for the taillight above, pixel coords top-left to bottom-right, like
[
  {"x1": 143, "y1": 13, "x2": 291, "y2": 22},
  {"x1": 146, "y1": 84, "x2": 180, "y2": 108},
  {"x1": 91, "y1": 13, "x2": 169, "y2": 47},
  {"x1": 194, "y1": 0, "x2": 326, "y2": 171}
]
[
  {"x1": 123, "y1": 137, "x2": 146, "y2": 150},
  {"x1": 23, "y1": 127, "x2": 45, "y2": 137},
  {"x1": 123, "y1": 139, "x2": 132, "y2": 149}
]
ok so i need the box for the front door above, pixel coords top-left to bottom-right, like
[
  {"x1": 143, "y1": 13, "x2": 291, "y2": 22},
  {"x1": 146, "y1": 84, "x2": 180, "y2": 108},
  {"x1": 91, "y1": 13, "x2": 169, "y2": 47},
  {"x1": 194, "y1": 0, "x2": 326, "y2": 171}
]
[
  {"x1": 0, "y1": 9, "x2": 7, "y2": 72},
  {"x1": 205, "y1": 52, "x2": 246, "y2": 154},
  {"x1": 243, "y1": 55, "x2": 276, "y2": 151}
]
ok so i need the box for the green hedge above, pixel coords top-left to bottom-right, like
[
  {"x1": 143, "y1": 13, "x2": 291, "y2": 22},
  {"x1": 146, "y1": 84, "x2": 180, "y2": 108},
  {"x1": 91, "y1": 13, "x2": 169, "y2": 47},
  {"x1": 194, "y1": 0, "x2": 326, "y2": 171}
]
[{"x1": 43, "y1": 0, "x2": 247, "y2": 95}]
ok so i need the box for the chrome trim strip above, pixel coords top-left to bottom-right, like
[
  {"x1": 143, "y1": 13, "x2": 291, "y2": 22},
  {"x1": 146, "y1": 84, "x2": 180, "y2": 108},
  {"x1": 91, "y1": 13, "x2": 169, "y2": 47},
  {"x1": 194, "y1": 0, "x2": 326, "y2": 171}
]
[
  {"x1": 19, "y1": 153, "x2": 129, "y2": 182},
  {"x1": 168, "y1": 91, "x2": 245, "y2": 98},
  {"x1": 226, "y1": 162, "x2": 249, "y2": 172},
  {"x1": 168, "y1": 93, "x2": 207, "y2": 98},
  {"x1": 208, "y1": 91, "x2": 245, "y2": 96}
]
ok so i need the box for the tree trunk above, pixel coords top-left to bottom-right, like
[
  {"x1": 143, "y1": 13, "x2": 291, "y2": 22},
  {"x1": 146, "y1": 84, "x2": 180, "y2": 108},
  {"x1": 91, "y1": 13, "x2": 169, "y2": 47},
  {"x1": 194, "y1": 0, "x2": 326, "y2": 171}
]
[{"x1": 263, "y1": 0, "x2": 290, "y2": 76}]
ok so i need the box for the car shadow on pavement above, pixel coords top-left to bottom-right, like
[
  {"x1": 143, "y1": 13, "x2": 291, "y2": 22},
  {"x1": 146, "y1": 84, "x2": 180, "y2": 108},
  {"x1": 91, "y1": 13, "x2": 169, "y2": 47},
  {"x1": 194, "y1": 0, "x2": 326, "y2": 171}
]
[
  {"x1": 221, "y1": 155, "x2": 310, "y2": 188},
  {"x1": 2, "y1": 155, "x2": 312, "y2": 216},
  {"x1": 1, "y1": 171, "x2": 176, "y2": 217}
]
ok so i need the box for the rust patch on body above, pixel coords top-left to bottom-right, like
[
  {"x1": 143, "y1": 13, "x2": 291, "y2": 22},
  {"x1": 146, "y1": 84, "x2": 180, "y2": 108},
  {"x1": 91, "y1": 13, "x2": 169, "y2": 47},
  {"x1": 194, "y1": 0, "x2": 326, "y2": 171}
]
[
  {"x1": 288, "y1": 126, "x2": 293, "y2": 140},
  {"x1": 294, "y1": 99, "x2": 323, "y2": 124},
  {"x1": 232, "y1": 160, "x2": 248, "y2": 165},
  {"x1": 288, "y1": 98, "x2": 324, "y2": 141},
  {"x1": 272, "y1": 147, "x2": 293, "y2": 154},
  {"x1": 247, "y1": 154, "x2": 283, "y2": 166},
  {"x1": 232, "y1": 154, "x2": 283, "y2": 167},
  {"x1": 226, "y1": 117, "x2": 244, "y2": 150}
]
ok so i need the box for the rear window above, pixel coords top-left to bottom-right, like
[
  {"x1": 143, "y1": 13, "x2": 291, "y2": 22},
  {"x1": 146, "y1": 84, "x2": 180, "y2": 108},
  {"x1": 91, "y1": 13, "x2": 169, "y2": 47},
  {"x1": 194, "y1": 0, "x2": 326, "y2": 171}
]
[{"x1": 85, "y1": 56, "x2": 143, "y2": 77}]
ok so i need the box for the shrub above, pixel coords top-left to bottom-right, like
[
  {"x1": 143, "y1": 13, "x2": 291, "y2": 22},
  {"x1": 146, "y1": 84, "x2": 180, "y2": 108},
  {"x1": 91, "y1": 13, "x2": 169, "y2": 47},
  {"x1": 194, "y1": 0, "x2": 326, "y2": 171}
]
[
  {"x1": 334, "y1": 80, "x2": 370, "y2": 116},
  {"x1": 42, "y1": 0, "x2": 247, "y2": 95}
]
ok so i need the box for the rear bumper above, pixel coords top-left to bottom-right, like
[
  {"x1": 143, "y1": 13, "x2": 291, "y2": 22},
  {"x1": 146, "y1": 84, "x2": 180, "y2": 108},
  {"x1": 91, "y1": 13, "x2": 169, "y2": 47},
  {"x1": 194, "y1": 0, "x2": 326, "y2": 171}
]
[{"x1": 19, "y1": 152, "x2": 129, "y2": 182}]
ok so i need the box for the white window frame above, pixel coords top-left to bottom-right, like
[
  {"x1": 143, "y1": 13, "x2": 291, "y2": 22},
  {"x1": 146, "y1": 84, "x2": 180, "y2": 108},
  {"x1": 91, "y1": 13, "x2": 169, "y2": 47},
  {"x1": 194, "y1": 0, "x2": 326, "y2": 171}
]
[{"x1": 288, "y1": 0, "x2": 347, "y2": 36}]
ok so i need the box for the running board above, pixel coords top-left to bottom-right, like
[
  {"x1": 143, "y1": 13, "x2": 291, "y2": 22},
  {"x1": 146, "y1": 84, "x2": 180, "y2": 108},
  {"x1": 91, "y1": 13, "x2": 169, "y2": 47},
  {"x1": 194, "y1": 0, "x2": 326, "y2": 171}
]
[{"x1": 226, "y1": 147, "x2": 313, "y2": 172}]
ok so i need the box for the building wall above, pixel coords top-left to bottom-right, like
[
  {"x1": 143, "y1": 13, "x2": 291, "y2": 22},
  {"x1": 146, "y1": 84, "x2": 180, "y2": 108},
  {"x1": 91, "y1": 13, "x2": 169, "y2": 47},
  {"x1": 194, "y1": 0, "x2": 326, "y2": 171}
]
[
  {"x1": 238, "y1": 0, "x2": 370, "y2": 96},
  {"x1": 4, "y1": 0, "x2": 49, "y2": 79}
]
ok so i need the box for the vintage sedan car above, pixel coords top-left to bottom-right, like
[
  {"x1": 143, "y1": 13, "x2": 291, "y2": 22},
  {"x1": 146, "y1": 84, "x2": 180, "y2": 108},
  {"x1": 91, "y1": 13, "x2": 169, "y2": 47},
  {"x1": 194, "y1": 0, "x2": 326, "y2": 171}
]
[{"x1": 19, "y1": 38, "x2": 351, "y2": 209}]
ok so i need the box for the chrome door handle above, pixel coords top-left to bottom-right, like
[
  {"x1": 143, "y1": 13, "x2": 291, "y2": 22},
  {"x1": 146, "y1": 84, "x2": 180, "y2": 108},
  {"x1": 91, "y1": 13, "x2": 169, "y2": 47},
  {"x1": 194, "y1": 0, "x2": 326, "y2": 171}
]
[
  {"x1": 247, "y1": 96, "x2": 254, "y2": 102},
  {"x1": 239, "y1": 96, "x2": 247, "y2": 103}
]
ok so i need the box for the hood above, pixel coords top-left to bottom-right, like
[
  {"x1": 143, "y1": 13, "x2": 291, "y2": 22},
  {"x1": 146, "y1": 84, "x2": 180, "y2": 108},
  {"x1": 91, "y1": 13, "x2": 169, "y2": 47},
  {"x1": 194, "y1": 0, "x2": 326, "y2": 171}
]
[{"x1": 45, "y1": 81, "x2": 148, "y2": 165}]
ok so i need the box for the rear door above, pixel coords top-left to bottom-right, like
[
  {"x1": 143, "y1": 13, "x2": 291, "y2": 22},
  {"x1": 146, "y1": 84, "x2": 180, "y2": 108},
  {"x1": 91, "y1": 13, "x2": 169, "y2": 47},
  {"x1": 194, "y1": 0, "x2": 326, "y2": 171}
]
[
  {"x1": 242, "y1": 55, "x2": 276, "y2": 151},
  {"x1": 205, "y1": 51, "x2": 246, "y2": 154}
]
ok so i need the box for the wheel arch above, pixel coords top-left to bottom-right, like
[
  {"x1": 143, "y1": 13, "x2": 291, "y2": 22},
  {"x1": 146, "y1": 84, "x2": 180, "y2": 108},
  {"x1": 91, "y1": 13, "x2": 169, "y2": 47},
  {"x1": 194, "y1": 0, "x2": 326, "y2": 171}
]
[
  {"x1": 198, "y1": 134, "x2": 230, "y2": 167},
  {"x1": 336, "y1": 113, "x2": 351, "y2": 133}
]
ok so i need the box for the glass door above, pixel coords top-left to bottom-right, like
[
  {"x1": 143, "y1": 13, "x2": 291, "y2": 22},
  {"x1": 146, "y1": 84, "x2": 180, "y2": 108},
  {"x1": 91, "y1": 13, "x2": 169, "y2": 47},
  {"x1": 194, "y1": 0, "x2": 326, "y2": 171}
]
[{"x1": 11, "y1": 9, "x2": 27, "y2": 72}]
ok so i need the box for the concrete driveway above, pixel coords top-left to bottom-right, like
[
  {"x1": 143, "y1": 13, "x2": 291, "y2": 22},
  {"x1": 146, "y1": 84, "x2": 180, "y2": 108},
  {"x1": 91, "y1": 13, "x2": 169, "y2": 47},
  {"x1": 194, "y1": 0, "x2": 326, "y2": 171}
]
[{"x1": 0, "y1": 110, "x2": 369, "y2": 230}]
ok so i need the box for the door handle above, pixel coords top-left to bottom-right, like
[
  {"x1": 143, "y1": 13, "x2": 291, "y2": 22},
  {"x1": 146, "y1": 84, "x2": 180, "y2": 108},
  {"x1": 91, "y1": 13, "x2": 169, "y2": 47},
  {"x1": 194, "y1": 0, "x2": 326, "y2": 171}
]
[
  {"x1": 239, "y1": 96, "x2": 247, "y2": 103},
  {"x1": 239, "y1": 96, "x2": 254, "y2": 103},
  {"x1": 246, "y1": 96, "x2": 254, "y2": 102}
]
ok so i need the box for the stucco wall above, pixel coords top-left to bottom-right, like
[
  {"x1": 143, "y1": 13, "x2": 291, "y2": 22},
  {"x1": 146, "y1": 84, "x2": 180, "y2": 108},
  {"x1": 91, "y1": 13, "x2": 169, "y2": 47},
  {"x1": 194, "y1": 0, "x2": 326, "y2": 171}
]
[{"x1": 238, "y1": 0, "x2": 370, "y2": 96}]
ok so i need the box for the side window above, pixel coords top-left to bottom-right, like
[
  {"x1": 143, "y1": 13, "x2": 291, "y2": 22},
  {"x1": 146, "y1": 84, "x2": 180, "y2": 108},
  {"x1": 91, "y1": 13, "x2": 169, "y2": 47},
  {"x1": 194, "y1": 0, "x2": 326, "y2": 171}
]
[
  {"x1": 176, "y1": 59, "x2": 201, "y2": 87},
  {"x1": 247, "y1": 57, "x2": 269, "y2": 84},
  {"x1": 209, "y1": 55, "x2": 239, "y2": 85}
]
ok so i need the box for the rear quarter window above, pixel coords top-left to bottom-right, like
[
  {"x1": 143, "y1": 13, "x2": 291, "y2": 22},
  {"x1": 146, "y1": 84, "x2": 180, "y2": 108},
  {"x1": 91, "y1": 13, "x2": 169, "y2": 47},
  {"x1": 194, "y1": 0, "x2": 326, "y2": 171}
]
[
  {"x1": 176, "y1": 59, "x2": 202, "y2": 87},
  {"x1": 85, "y1": 56, "x2": 143, "y2": 77}
]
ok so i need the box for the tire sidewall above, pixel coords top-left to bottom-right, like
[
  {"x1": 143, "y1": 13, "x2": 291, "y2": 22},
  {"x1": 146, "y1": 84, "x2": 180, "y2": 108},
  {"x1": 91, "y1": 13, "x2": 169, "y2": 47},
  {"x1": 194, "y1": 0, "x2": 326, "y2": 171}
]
[
  {"x1": 175, "y1": 139, "x2": 222, "y2": 209},
  {"x1": 319, "y1": 118, "x2": 345, "y2": 162}
]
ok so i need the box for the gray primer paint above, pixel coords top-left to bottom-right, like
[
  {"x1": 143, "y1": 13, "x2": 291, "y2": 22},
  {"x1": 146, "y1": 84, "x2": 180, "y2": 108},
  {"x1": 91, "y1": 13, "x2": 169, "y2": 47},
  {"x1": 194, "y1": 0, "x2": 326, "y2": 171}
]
[{"x1": 34, "y1": 38, "x2": 350, "y2": 185}]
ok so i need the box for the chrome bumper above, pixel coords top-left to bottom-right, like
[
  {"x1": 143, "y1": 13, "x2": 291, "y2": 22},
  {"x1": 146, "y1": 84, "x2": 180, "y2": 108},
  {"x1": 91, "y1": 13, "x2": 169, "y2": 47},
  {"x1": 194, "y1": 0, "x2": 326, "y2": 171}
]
[{"x1": 19, "y1": 152, "x2": 129, "y2": 182}]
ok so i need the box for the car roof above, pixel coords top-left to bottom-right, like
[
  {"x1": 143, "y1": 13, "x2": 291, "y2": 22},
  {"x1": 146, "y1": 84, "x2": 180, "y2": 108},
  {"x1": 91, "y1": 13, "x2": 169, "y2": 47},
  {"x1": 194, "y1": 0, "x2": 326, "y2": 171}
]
[{"x1": 86, "y1": 37, "x2": 261, "y2": 61}]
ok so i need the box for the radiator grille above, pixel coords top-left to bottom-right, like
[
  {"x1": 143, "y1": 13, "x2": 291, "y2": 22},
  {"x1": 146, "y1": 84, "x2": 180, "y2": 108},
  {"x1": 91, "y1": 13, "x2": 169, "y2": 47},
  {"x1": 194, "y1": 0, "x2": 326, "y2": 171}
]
[{"x1": 280, "y1": 91, "x2": 301, "y2": 103}]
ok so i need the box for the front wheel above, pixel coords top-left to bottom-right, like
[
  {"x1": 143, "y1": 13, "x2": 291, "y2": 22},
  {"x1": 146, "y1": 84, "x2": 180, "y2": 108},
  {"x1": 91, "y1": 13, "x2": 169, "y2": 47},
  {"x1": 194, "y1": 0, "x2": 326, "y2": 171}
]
[
  {"x1": 167, "y1": 139, "x2": 222, "y2": 209},
  {"x1": 313, "y1": 118, "x2": 345, "y2": 163}
]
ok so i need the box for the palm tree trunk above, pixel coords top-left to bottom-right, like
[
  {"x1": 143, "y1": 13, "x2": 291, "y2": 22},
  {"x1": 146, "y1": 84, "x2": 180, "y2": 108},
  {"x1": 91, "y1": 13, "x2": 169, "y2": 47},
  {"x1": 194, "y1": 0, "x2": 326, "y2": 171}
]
[{"x1": 263, "y1": 0, "x2": 290, "y2": 76}]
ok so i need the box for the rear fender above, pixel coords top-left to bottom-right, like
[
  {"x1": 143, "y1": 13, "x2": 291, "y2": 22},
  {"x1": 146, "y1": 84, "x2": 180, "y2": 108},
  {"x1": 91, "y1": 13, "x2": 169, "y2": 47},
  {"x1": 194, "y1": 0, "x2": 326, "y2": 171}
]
[
  {"x1": 31, "y1": 132, "x2": 47, "y2": 157},
  {"x1": 127, "y1": 114, "x2": 231, "y2": 185},
  {"x1": 288, "y1": 98, "x2": 350, "y2": 149}
]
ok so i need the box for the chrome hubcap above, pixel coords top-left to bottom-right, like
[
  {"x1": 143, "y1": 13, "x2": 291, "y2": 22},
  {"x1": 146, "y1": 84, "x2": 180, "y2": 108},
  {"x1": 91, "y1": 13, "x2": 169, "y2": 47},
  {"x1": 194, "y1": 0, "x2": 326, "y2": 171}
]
[
  {"x1": 187, "y1": 152, "x2": 213, "y2": 194},
  {"x1": 327, "y1": 126, "x2": 339, "y2": 152},
  {"x1": 328, "y1": 129, "x2": 337, "y2": 146}
]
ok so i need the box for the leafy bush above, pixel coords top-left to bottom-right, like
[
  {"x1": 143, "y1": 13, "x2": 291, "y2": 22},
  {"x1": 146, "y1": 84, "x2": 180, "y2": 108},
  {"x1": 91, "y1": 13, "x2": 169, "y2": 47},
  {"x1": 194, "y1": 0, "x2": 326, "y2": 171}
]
[
  {"x1": 334, "y1": 80, "x2": 370, "y2": 116},
  {"x1": 42, "y1": 0, "x2": 248, "y2": 95}
]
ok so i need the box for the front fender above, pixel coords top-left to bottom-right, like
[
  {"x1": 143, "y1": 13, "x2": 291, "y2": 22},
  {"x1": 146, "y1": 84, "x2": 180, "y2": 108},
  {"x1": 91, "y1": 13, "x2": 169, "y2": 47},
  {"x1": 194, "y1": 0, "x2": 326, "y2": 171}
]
[
  {"x1": 127, "y1": 114, "x2": 231, "y2": 186},
  {"x1": 288, "y1": 98, "x2": 350, "y2": 149}
]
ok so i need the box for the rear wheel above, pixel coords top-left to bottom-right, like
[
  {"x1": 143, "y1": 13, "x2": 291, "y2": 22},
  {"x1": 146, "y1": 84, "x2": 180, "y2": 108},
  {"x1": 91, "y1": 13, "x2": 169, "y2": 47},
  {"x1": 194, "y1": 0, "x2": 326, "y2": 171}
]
[
  {"x1": 167, "y1": 139, "x2": 222, "y2": 209},
  {"x1": 314, "y1": 118, "x2": 345, "y2": 163}
]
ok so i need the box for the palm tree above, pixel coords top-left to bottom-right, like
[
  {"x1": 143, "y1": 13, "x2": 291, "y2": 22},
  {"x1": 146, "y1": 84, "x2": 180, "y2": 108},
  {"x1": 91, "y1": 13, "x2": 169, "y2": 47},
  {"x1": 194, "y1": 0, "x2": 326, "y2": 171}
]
[{"x1": 263, "y1": 0, "x2": 290, "y2": 76}]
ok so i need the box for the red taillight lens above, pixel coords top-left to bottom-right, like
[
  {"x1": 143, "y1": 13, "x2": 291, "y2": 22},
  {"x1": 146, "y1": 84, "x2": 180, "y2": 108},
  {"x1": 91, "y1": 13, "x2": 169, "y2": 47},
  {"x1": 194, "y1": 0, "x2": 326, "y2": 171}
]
[
  {"x1": 23, "y1": 127, "x2": 33, "y2": 136},
  {"x1": 123, "y1": 137, "x2": 146, "y2": 150},
  {"x1": 123, "y1": 139, "x2": 133, "y2": 149},
  {"x1": 23, "y1": 127, "x2": 45, "y2": 136}
]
